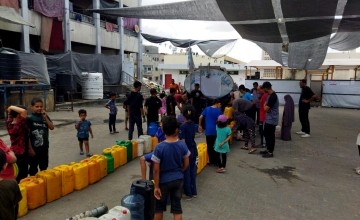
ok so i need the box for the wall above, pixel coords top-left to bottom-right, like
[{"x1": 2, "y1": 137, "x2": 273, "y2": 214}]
[{"x1": 7, "y1": 90, "x2": 55, "y2": 112}]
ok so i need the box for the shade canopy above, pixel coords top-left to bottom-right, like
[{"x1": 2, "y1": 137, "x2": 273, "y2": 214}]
[
  {"x1": 91, "y1": 0, "x2": 360, "y2": 69},
  {"x1": 0, "y1": 6, "x2": 35, "y2": 27}
]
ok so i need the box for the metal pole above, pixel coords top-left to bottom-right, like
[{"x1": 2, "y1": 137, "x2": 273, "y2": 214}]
[
  {"x1": 64, "y1": 0, "x2": 71, "y2": 51},
  {"x1": 21, "y1": 0, "x2": 30, "y2": 53},
  {"x1": 137, "y1": 0, "x2": 143, "y2": 80},
  {"x1": 118, "y1": 0, "x2": 124, "y2": 82},
  {"x1": 93, "y1": 0, "x2": 101, "y2": 54}
]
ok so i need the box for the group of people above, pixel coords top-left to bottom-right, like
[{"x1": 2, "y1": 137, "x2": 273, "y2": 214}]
[
  {"x1": 0, "y1": 97, "x2": 54, "y2": 220},
  {"x1": 130, "y1": 78, "x2": 318, "y2": 220}
]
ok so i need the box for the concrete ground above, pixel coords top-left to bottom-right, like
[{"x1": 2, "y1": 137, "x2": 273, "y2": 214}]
[{"x1": 1, "y1": 103, "x2": 360, "y2": 220}]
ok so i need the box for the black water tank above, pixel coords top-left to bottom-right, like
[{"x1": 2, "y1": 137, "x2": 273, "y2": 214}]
[{"x1": 0, "y1": 50, "x2": 21, "y2": 80}]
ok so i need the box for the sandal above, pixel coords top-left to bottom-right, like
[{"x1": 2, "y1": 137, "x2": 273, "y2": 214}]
[
  {"x1": 240, "y1": 146, "x2": 249, "y2": 150},
  {"x1": 248, "y1": 148, "x2": 257, "y2": 154}
]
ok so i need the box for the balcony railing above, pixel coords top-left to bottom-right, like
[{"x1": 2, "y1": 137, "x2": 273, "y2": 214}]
[{"x1": 70, "y1": 12, "x2": 139, "y2": 37}]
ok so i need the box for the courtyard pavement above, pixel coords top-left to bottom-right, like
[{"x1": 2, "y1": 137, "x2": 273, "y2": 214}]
[{"x1": 1, "y1": 103, "x2": 359, "y2": 220}]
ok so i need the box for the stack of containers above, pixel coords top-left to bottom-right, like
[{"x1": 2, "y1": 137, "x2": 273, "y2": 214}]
[
  {"x1": 18, "y1": 185, "x2": 28, "y2": 217},
  {"x1": 81, "y1": 158, "x2": 101, "y2": 184},
  {"x1": 19, "y1": 176, "x2": 46, "y2": 210},
  {"x1": 102, "y1": 148, "x2": 115, "y2": 174},
  {"x1": 139, "y1": 135, "x2": 152, "y2": 154},
  {"x1": 36, "y1": 169, "x2": 62, "y2": 203},
  {"x1": 70, "y1": 162, "x2": 89, "y2": 190},
  {"x1": 111, "y1": 145, "x2": 127, "y2": 166},
  {"x1": 116, "y1": 140, "x2": 133, "y2": 163},
  {"x1": 91, "y1": 155, "x2": 108, "y2": 179},
  {"x1": 53, "y1": 164, "x2": 75, "y2": 196},
  {"x1": 107, "y1": 146, "x2": 121, "y2": 169},
  {"x1": 131, "y1": 140, "x2": 138, "y2": 159}
]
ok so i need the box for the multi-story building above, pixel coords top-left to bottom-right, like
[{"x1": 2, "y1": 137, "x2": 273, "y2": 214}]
[
  {"x1": 0, "y1": 0, "x2": 139, "y2": 59},
  {"x1": 158, "y1": 51, "x2": 246, "y2": 88},
  {"x1": 142, "y1": 45, "x2": 164, "y2": 84}
]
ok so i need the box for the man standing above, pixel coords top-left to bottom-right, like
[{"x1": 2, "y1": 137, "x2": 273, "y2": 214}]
[
  {"x1": 251, "y1": 82, "x2": 260, "y2": 124},
  {"x1": 144, "y1": 88, "x2": 162, "y2": 128},
  {"x1": 190, "y1": 83, "x2": 204, "y2": 123},
  {"x1": 296, "y1": 79, "x2": 316, "y2": 138},
  {"x1": 169, "y1": 79, "x2": 181, "y2": 94},
  {"x1": 260, "y1": 82, "x2": 279, "y2": 158},
  {"x1": 125, "y1": 81, "x2": 145, "y2": 140}
]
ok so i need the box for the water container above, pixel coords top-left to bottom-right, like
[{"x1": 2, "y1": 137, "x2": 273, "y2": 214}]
[
  {"x1": 91, "y1": 155, "x2": 108, "y2": 179},
  {"x1": 112, "y1": 145, "x2": 127, "y2": 166},
  {"x1": 197, "y1": 148, "x2": 203, "y2": 174},
  {"x1": 53, "y1": 164, "x2": 75, "y2": 196},
  {"x1": 81, "y1": 159, "x2": 101, "y2": 184},
  {"x1": 107, "y1": 206, "x2": 131, "y2": 220},
  {"x1": 131, "y1": 140, "x2": 138, "y2": 159},
  {"x1": 19, "y1": 176, "x2": 46, "y2": 210},
  {"x1": 131, "y1": 180, "x2": 155, "y2": 220},
  {"x1": 147, "y1": 122, "x2": 158, "y2": 136},
  {"x1": 0, "y1": 50, "x2": 21, "y2": 80},
  {"x1": 82, "y1": 72, "x2": 104, "y2": 100},
  {"x1": 116, "y1": 140, "x2": 133, "y2": 163},
  {"x1": 121, "y1": 188, "x2": 145, "y2": 220},
  {"x1": 102, "y1": 148, "x2": 114, "y2": 174},
  {"x1": 70, "y1": 162, "x2": 89, "y2": 190},
  {"x1": 275, "y1": 125, "x2": 281, "y2": 138},
  {"x1": 151, "y1": 136, "x2": 158, "y2": 151},
  {"x1": 18, "y1": 185, "x2": 28, "y2": 217},
  {"x1": 107, "y1": 146, "x2": 121, "y2": 169},
  {"x1": 135, "y1": 139, "x2": 144, "y2": 157},
  {"x1": 36, "y1": 169, "x2": 62, "y2": 202},
  {"x1": 139, "y1": 135, "x2": 152, "y2": 153}
]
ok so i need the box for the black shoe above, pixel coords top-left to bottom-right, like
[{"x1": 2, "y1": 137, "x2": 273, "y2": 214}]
[
  {"x1": 262, "y1": 152, "x2": 273, "y2": 158},
  {"x1": 259, "y1": 150, "x2": 268, "y2": 155}
]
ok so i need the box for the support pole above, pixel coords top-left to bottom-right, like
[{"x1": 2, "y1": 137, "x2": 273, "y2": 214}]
[
  {"x1": 21, "y1": 0, "x2": 30, "y2": 53},
  {"x1": 93, "y1": 0, "x2": 101, "y2": 54}
]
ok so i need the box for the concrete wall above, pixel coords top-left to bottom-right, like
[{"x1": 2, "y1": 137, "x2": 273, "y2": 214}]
[{"x1": 7, "y1": 90, "x2": 54, "y2": 112}]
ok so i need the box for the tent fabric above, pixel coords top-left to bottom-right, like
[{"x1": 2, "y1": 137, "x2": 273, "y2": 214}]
[
  {"x1": 142, "y1": 33, "x2": 237, "y2": 58},
  {"x1": 329, "y1": 32, "x2": 360, "y2": 51},
  {"x1": 46, "y1": 52, "x2": 122, "y2": 87},
  {"x1": 18, "y1": 52, "x2": 50, "y2": 85},
  {"x1": 90, "y1": 0, "x2": 360, "y2": 70},
  {"x1": 0, "y1": 6, "x2": 35, "y2": 27}
]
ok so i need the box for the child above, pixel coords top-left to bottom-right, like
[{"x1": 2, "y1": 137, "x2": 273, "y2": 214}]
[
  {"x1": 0, "y1": 139, "x2": 17, "y2": 179},
  {"x1": 179, "y1": 106, "x2": 198, "y2": 199},
  {"x1": 158, "y1": 93, "x2": 167, "y2": 119},
  {"x1": 6, "y1": 105, "x2": 29, "y2": 182},
  {"x1": 0, "y1": 149, "x2": 22, "y2": 220},
  {"x1": 233, "y1": 110, "x2": 257, "y2": 154},
  {"x1": 75, "y1": 109, "x2": 94, "y2": 157},
  {"x1": 152, "y1": 116, "x2": 190, "y2": 220},
  {"x1": 198, "y1": 99, "x2": 222, "y2": 165},
  {"x1": 214, "y1": 115, "x2": 232, "y2": 173},
  {"x1": 27, "y1": 97, "x2": 54, "y2": 176},
  {"x1": 105, "y1": 93, "x2": 119, "y2": 134}
]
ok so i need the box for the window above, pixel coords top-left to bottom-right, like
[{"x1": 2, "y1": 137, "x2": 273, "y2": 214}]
[
  {"x1": 155, "y1": 77, "x2": 159, "y2": 81},
  {"x1": 180, "y1": 70, "x2": 189, "y2": 75},
  {"x1": 155, "y1": 67, "x2": 158, "y2": 71},
  {"x1": 149, "y1": 77, "x2": 152, "y2": 80}
]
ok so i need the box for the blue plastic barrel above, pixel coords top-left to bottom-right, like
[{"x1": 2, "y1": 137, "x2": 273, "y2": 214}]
[
  {"x1": 147, "y1": 122, "x2": 159, "y2": 136},
  {"x1": 121, "y1": 188, "x2": 145, "y2": 220}
]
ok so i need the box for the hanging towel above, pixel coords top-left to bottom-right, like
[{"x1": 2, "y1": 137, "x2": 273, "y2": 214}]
[
  {"x1": 40, "y1": 16, "x2": 53, "y2": 52},
  {"x1": 49, "y1": 18, "x2": 64, "y2": 50},
  {"x1": 34, "y1": 0, "x2": 64, "y2": 18},
  {"x1": 105, "y1": 22, "x2": 114, "y2": 32},
  {"x1": 0, "y1": 0, "x2": 19, "y2": 11}
]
